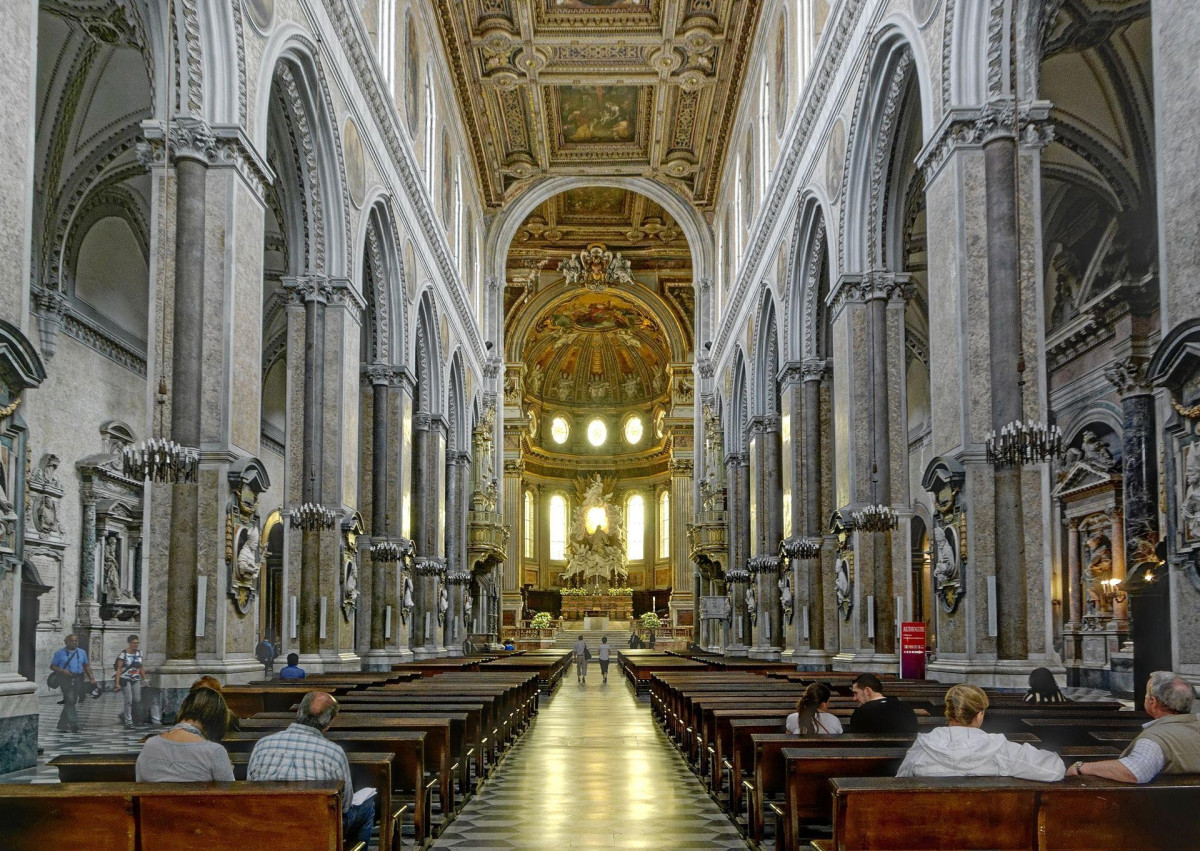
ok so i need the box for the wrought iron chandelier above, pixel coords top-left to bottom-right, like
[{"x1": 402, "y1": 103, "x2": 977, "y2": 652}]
[
  {"x1": 122, "y1": 438, "x2": 199, "y2": 484},
  {"x1": 985, "y1": 420, "x2": 1062, "y2": 467},
  {"x1": 557, "y1": 243, "x2": 634, "y2": 291},
  {"x1": 850, "y1": 504, "x2": 898, "y2": 533},
  {"x1": 289, "y1": 502, "x2": 340, "y2": 531},
  {"x1": 371, "y1": 537, "x2": 413, "y2": 563}
]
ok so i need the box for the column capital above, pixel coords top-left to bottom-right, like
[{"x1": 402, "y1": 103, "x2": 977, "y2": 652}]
[
  {"x1": 503, "y1": 458, "x2": 525, "y2": 476},
  {"x1": 138, "y1": 119, "x2": 275, "y2": 201},
  {"x1": 328, "y1": 277, "x2": 367, "y2": 311},
  {"x1": 748, "y1": 414, "x2": 782, "y2": 435},
  {"x1": 363, "y1": 363, "x2": 396, "y2": 386},
  {"x1": 1104, "y1": 356, "x2": 1153, "y2": 397},
  {"x1": 724, "y1": 451, "x2": 748, "y2": 468},
  {"x1": 414, "y1": 412, "x2": 449, "y2": 436},
  {"x1": 668, "y1": 458, "x2": 694, "y2": 475},
  {"x1": 918, "y1": 98, "x2": 1055, "y2": 184},
  {"x1": 282, "y1": 275, "x2": 333, "y2": 304},
  {"x1": 828, "y1": 271, "x2": 912, "y2": 313}
]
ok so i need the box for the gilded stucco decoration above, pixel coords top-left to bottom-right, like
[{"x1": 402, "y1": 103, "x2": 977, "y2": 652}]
[{"x1": 430, "y1": 0, "x2": 763, "y2": 209}]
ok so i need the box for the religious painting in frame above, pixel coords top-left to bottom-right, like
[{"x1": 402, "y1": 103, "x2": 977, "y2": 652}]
[
  {"x1": 404, "y1": 11, "x2": 420, "y2": 136},
  {"x1": 557, "y1": 85, "x2": 639, "y2": 144}
]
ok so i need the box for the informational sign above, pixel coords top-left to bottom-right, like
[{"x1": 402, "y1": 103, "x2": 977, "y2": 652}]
[
  {"x1": 700, "y1": 595, "x2": 731, "y2": 621},
  {"x1": 900, "y1": 622, "x2": 927, "y2": 679}
]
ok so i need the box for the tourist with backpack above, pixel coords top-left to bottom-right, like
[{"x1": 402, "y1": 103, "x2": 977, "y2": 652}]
[{"x1": 114, "y1": 634, "x2": 161, "y2": 728}]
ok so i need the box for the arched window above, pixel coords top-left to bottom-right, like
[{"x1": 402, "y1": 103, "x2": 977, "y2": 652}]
[
  {"x1": 523, "y1": 490, "x2": 534, "y2": 558},
  {"x1": 659, "y1": 491, "x2": 670, "y2": 559},
  {"x1": 549, "y1": 494, "x2": 568, "y2": 561},
  {"x1": 626, "y1": 493, "x2": 645, "y2": 561}
]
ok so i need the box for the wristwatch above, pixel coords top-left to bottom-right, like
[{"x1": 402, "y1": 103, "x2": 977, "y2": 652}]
[{"x1": 1071, "y1": 761, "x2": 1085, "y2": 776}]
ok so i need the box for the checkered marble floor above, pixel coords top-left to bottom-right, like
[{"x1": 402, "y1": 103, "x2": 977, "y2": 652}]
[
  {"x1": 432, "y1": 671, "x2": 750, "y2": 850},
  {"x1": 0, "y1": 689, "x2": 162, "y2": 783}
]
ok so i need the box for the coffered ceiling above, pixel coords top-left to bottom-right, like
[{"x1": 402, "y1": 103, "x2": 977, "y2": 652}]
[{"x1": 431, "y1": 0, "x2": 762, "y2": 210}]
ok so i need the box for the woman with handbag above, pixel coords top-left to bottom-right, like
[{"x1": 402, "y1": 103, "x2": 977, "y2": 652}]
[{"x1": 49, "y1": 633, "x2": 96, "y2": 733}]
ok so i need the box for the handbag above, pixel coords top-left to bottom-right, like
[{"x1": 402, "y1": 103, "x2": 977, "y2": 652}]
[
  {"x1": 47, "y1": 671, "x2": 61, "y2": 690},
  {"x1": 584, "y1": 646, "x2": 592, "y2": 661},
  {"x1": 48, "y1": 648, "x2": 79, "y2": 690}
]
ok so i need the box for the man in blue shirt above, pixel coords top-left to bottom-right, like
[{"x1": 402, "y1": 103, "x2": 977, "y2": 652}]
[
  {"x1": 50, "y1": 633, "x2": 97, "y2": 733},
  {"x1": 278, "y1": 653, "x2": 306, "y2": 680}
]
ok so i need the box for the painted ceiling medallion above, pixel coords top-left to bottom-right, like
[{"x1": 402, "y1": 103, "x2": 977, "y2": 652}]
[{"x1": 559, "y1": 243, "x2": 633, "y2": 291}]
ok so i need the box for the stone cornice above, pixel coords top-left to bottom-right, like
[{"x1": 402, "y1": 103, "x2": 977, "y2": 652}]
[
  {"x1": 917, "y1": 99, "x2": 1055, "y2": 185},
  {"x1": 329, "y1": 277, "x2": 367, "y2": 311},
  {"x1": 748, "y1": 414, "x2": 782, "y2": 435}
]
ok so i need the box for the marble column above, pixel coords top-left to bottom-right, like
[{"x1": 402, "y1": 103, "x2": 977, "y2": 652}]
[
  {"x1": 364, "y1": 364, "x2": 392, "y2": 669},
  {"x1": 725, "y1": 452, "x2": 750, "y2": 655},
  {"x1": 1105, "y1": 358, "x2": 1165, "y2": 704},
  {"x1": 163, "y1": 127, "x2": 209, "y2": 666},
  {"x1": 444, "y1": 451, "x2": 471, "y2": 655},
  {"x1": 669, "y1": 458, "x2": 695, "y2": 629},
  {"x1": 1066, "y1": 519, "x2": 1081, "y2": 627},
  {"x1": 502, "y1": 457, "x2": 524, "y2": 632},
  {"x1": 983, "y1": 134, "x2": 1029, "y2": 661},
  {"x1": 750, "y1": 415, "x2": 783, "y2": 659},
  {"x1": 412, "y1": 413, "x2": 447, "y2": 657},
  {"x1": 802, "y1": 360, "x2": 829, "y2": 664}
]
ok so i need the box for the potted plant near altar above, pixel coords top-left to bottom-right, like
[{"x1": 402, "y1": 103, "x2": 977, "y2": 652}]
[
  {"x1": 529, "y1": 611, "x2": 558, "y2": 643},
  {"x1": 640, "y1": 611, "x2": 662, "y2": 648}
]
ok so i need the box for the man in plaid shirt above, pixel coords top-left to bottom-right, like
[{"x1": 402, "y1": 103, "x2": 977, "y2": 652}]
[{"x1": 247, "y1": 691, "x2": 375, "y2": 844}]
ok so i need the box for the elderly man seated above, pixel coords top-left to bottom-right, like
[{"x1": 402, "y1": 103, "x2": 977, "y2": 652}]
[
  {"x1": 247, "y1": 691, "x2": 375, "y2": 844},
  {"x1": 1065, "y1": 671, "x2": 1200, "y2": 783}
]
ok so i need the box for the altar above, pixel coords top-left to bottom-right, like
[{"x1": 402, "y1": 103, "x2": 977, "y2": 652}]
[{"x1": 561, "y1": 594, "x2": 633, "y2": 622}]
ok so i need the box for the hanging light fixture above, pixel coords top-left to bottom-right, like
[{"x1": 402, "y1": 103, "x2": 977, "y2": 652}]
[
  {"x1": 290, "y1": 502, "x2": 340, "y2": 531},
  {"x1": 985, "y1": 420, "x2": 1062, "y2": 467},
  {"x1": 122, "y1": 438, "x2": 200, "y2": 483},
  {"x1": 850, "y1": 504, "x2": 898, "y2": 533}
]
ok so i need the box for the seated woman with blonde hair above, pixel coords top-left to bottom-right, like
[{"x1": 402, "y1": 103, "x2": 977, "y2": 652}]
[{"x1": 896, "y1": 684, "x2": 1065, "y2": 781}]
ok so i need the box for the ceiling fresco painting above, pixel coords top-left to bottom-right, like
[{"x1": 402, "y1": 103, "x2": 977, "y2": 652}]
[
  {"x1": 431, "y1": 0, "x2": 762, "y2": 209},
  {"x1": 522, "y1": 291, "x2": 671, "y2": 409}
]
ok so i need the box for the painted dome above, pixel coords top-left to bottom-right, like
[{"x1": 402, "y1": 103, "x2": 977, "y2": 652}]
[{"x1": 522, "y1": 291, "x2": 669, "y2": 408}]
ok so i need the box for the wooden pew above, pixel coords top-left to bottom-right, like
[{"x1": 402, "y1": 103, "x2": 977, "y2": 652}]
[
  {"x1": 239, "y1": 714, "x2": 458, "y2": 819},
  {"x1": 816, "y1": 775, "x2": 1200, "y2": 851},
  {"x1": 48, "y1": 751, "x2": 405, "y2": 851},
  {"x1": 223, "y1": 729, "x2": 432, "y2": 843},
  {"x1": 0, "y1": 781, "x2": 352, "y2": 851}
]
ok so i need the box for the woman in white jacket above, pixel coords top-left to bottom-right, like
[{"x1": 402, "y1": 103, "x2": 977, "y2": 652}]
[{"x1": 896, "y1": 684, "x2": 1065, "y2": 781}]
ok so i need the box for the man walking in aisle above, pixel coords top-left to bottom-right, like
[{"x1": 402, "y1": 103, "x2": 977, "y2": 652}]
[{"x1": 574, "y1": 634, "x2": 589, "y2": 683}]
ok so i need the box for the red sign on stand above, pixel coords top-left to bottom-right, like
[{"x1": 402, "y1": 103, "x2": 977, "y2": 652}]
[{"x1": 900, "y1": 622, "x2": 927, "y2": 679}]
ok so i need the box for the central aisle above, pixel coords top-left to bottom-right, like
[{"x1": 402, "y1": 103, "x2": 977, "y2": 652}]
[{"x1": 433, "y1": 665, "x2": 749, "y2": 849}]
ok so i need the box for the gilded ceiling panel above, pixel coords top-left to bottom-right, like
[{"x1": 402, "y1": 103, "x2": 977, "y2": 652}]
[{"x1": 432, "y1": 0, "x2": 761, "y2": 209}]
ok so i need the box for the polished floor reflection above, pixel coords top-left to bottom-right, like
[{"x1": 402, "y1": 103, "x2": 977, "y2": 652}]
[{"x1": 433, "y1": 664, "x2": 748, "y2": 849}]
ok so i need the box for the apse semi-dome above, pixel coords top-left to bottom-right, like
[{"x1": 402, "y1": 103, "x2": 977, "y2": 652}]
[{"x1": 522, "y1": 291, "x2": 670, "y2": 408}]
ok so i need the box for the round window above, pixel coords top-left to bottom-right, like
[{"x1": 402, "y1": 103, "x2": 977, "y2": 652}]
[
  {"x1": 624, "y1": 416, "x2": 643, "y2": 444},
  {"x1": 550, "y1": 416, "x2": 570, "y2": 444},
  {"x1": 587, "y1": 418, "x2": 607, "y2": 447}
]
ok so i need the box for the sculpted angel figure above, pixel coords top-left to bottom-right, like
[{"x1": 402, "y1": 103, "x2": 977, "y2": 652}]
[
  {"x1": 235, "y1": 525, "x2": 261, "y2": 585},
  {"x1": 933, "y1": 525, "x2": 959, "y2": 587}
]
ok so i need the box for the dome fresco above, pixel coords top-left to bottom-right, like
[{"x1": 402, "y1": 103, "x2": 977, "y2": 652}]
[{"x1": 522, "y1": 291, "x2": 670, "y2": 408}]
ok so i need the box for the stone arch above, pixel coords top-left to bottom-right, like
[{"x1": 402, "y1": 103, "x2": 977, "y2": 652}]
[
  {"x1": 359, "y1": 199, "x2": 406, "y2": 366},
  {"x1": 839, "y1": 26, "x2": 933, "y2": 274},
  {"x1": 729, "y1": 349, "x2": 749, "y2": 454},
  {"x1": 255, "y1": 31, "x2": 351, "y2": 277},
  {"x1": 945, "y1": 0, "x2": 992, "y2": 107},
  {"x1": 446, "y1": 351, "x2": 468, "y2": 454},
  {"x1": 753, "y1": 291, "x2": 781, "y2": 418},
  {"x1": 787, "y1": 195, "x2": 831, "y2": 363},
  {"x1": 413, "y1": 290, "x2": 443, "y2": 416}
]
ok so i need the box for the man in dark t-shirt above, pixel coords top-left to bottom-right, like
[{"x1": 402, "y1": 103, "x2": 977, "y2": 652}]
[{"x1": 849, "y1": 673, "x2": 919, "y2": 734}]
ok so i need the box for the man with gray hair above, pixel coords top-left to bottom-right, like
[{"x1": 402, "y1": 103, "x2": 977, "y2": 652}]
[
  {"x1": 247, "y1": 691, "x2": 375, "y2": 843},
  {"x1": 1065, "y1": 671, "x2": 1200, "y2": 782}
]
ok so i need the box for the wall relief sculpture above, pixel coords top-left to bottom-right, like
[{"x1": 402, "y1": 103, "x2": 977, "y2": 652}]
[
  {"x1": 341, "y1": 511, "x2": 365, "y2": 621},
  {"x1": 225, "y1": 457, "x2": 270, "y2": 615},
  {"x1": 829, "y1": 509, "x2": 853, "y2": 621},
  {"x1": 922, "y1": 456, "x2": 967, "y2": 614}
]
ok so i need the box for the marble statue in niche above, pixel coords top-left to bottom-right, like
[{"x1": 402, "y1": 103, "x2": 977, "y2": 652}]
[
  {"x1": 778, "y1": 570, "x2": 794, "y2": 624},
  {"x1": 463, "y1": 585, "x2": 473, "y2": 626},
  {"x1": 1182, "y1": 444, "x2": 1200, "y2": 543},
  {"x1": 1062, "y1": 429, "x2": 1117, "y2": 471},
  {"x1": 235, "y1": 525, "x2": 261, "y2": 586},
  {"x1": 343, "y1": 557, "x2": 359, "y2": 617},
  {"x1": 401, "y1": 572, "x2": 415, "y2": 623},
  {"x1": 31, "y1": 453, "x2": 61, "y2": 535},
  {"x1": 103, "y1": 536, "x2": 123, "y2": 601},
  {"x1": 744, "y1": 583, "x2": 757, "y2": 627},
  {"x1": 437, "y1": 581, "x2": 449, "y2": 626},
  {"x1": 835, "y1": 556, "x2": 852, "y2": 620}
]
